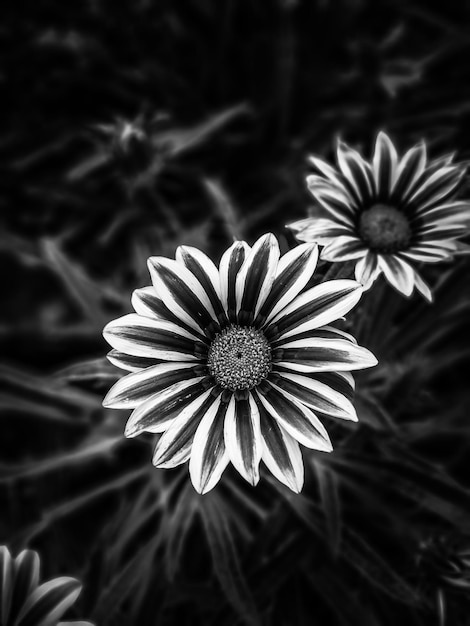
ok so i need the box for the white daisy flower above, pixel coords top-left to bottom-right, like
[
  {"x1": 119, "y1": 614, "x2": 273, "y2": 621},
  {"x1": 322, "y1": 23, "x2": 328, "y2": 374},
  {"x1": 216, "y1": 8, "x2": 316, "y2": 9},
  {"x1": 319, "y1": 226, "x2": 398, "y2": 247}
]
[
  {"x1": 289, "y1": 132, "x2": 470, "y2": 301},
  {"x1": 103, "y1": 234, "x2": 377, "y2": 494}
]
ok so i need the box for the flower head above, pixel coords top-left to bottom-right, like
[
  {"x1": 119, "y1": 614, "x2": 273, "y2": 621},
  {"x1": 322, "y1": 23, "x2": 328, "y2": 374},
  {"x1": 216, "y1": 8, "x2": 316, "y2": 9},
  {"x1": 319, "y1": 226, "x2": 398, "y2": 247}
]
[
  {"x1": 289, "y1": 132, "x2": 470, "y2": 301},
  {"x1": 103, "y1": 235, "x2": 377, "y2": 494},
  {"x1": 0, "y1": 545, "x2": 92, "y2": 626}
]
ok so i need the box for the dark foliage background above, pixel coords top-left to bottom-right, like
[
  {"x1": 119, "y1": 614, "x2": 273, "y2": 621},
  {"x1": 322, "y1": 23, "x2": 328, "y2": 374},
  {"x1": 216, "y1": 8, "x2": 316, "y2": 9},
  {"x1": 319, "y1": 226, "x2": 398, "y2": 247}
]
[{"x1": 2, "y1": 1, "x2": 470, "y2": 624}]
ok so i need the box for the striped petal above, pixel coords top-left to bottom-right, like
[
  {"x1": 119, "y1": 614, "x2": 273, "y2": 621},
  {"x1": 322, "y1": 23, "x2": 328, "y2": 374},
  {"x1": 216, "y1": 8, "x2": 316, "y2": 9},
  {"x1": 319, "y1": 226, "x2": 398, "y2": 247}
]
[
  {"x1": 176, "y1": 246, "x2": 227, "y2": 326},
  {"x1": 392, "y1": 141, "x2": 427, "y2": 202},
  {"x1": 258, "y1": 400, "x2": 304, "y2": 493},
  {"x1": 287, "y1": 217, "x2": 315, "y2": 233},
  {"x1": 411, "y1": 169, "x2": 465, "y2": 213},
  {"x1": 321, "y1": 236, "x2": 368, "y2": 262},
  {"x1": 273, "y1": 338, "x2": 377, "y2": 373},
  {"x1": 256, "y1": 243, "x2": 319, "y2": 327},
  {"x1": 15, "y1": 577, "x2": 82, "y2": 626},
  {"x1": 132, "y1": 287, "x2": 175, "y2": 321},
  {"x1": 106, "y1": 349, "x2": 163, "y2": 372},
  {"x1": 373, "y1": 131, "x2": 398, "y2": 197},
  {"x1": 224, "y1": 392, "x2": 262, "y2": 486},
  {"x1": 124, "y1": 378, "x2": 211, "y2": 437},
  {"x1": 103, "y1": 314, "x2": 206, "y2": 361},
  {"x1": 272, "y1": 371, "x2": 357, "y2": 420},
  {"x1": 309, "y1": 371, "x2": 355, "y2": 401},
  {"x1": 10, "y1": 551, "x2": 40, "y2": 625},
  {"x1": 189, "y1": 396, "x2": 230, "y2": 494},
  {"x1": 277, "y1": 324, "x2": 358, "y2": 346},
  {"x1": 288, "y1": 217, "x2": 353, "y2": 244},
  {"x1": 147, "y1": 257, "x2": 219, "y2": 336},
  {"x1": 309, "y1": 154, "x2": 345, "y2": 188},
  {"x1": 219, "y1": 241, "x2": 251, "y2": 323},
  {"x1": 131, "y1": 287, "x2": 206, "y2": 339},
  {"x1": 337, "y1": 139, "x2": 374, "y2": 206},
  {"x1": 417, "y1": 222, "x2": 468, "y2": 240},
  {"x1": 236, "y1": 234, "x2": 280, "y2": 326},
  {"x1": 271, "y1": 368, "x2": 355, "y2": 401},
  {"x1": 378, "y1": 254, "x2": 415, "y2": 296},
  {"x1": 1, "y1": 546, "x2": 14, "y2": 626},
  {"x1": 400, "y1": 245, "x2": 451, "y2": 264},
  {"x1": 257, "y1": 382, "x2": 332, "y2": 451},
  {"x1": 152, "y1": 388, "x2": 217, "y2": 468},
  {"x1": 103, "y1": 362, "x2": 206, "y2": 408},
  {"x1": 414, "y1": 201, "x2": 470, "y2": 226},
  {"x1": 354, "y1": 252, "x2": 380, "y2": 289},
  {"x1": 267, "y1": 280, "x2": 363, "y2": 342},
  {"x1": 309, "y1": 184, "x2": 357, "y2": 221},
  {"x1": 411, "y1": 270, "x2": 433, "y2": 303}
]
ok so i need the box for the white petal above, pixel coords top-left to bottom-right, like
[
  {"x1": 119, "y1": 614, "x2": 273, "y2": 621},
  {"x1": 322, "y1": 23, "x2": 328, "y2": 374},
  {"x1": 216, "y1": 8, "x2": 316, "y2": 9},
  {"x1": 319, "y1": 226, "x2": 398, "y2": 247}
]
[
  {"x1": 219, "y1": 241, "x2": 251, "y2": 317},
  {"x1": 261, "y1": 420, "x2": 304, "y2": 493},
  {"x1": 288, "y1": 217, "x2": 353, "y2": 245},
  {"x1": 411, "y1": 270, "x2": 433, "y2": 303},
  {"x1": 276, "y1": 371, "x2": 357, "y2": 421},
  {"x1": 410, "y1": 167, "x2": 464, "y2": 211},
  {"x1": 224, "y1": 393, "x2": 262, "y2": 486},
  {"x1": 176, "y1": 246, "x2": 227, "y2": 324},
  {"x1": 393, "y1": 141, "x2": 427, "y2": 199},
  {"x1": 103, "y1": 314, "x2": 204, "y2": 361},
  {"x1": 189, "y1": 398, "x2": 230, "y2": 494},
  {"x1": 373, "y1": 131, "x2": 398, "y2": 195},
  {"x1": 336, "y1": 139, "x2": 373, "y2": 201},
  {"x1": 147, "y1": 256, "x2": 218, "y2": 334},
  {"x1": 400, "y1": 245, "x2": 452, "y2": 263},
  {"x1": 320, "y1": 325, "x2": 358, "y2": 344},
  {"x1": 321, "y1": 236, "x2": 368, "y2": 262},
  {"x1": 235, "y1": 233, "x2": 280, "y2": 325},
  {"x1": 271, "y1": 279, "x2": 363, "y2": 341},
  {"x1": 152, "y1": 388, "x2": 215, "y2": 468},
  {"x1": 378, "y1": 255, "x2": 415, "y2": 297},
  {"x1": 103, "y1": 362, "x2": 200, "y2": 408},
  {"x1": 176, "y1": 246, "x2": 222, "y2": 298},
  {"x1": 275, "y1": 337, "x2": 378, "y2": 372},
  {"x1": 309, "y1": 184, "x2": 358, "y2": 220},
  {"x1": 354, "y1": 252, "x2": 380, "y2": 289},
  {"x1": 257, "y1": 383, "x2": 332, "y2": 451},
  {"x1": 124, "y1": 378, "x2": 208, "y2": 437},
  {"x1": 260, "y1": 242, "x2": 319, "y2": 326},
  {"x1": 131, "y1": 287, "x2": 166, "y2": 319},
  {"x1": 308, "y1": 154, "x2": 345, "y2": 188}
]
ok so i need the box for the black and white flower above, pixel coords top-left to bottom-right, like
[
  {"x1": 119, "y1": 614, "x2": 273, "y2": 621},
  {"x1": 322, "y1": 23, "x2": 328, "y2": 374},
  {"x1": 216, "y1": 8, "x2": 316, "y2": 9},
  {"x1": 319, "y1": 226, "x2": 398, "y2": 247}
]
[
  {"x1": 103, "y1": 234, "x2": 377, "y2": 494},
  {"x1": 289, "y1": 132, "x2": 469, "y2": 301}
]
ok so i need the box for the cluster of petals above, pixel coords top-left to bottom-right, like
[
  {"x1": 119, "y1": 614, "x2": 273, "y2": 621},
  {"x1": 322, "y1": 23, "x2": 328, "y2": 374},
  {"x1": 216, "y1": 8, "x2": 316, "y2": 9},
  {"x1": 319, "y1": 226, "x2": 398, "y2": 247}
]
[
  {"x1": 0, "y1": 545, "x2": 92, "y2": 626},
  {"x1": 103, "y1": 234, "x2": 377, "y2": 493},
  {"x1": 289, "y1": 132, "x2": 469, "y2": 300}
]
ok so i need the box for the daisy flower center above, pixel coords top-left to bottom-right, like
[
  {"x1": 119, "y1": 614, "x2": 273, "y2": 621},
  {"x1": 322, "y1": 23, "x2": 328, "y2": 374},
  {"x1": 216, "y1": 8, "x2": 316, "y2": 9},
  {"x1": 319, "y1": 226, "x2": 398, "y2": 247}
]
[
  {"x1": 208, "y1": 325, "x2": 271, "y2": 391},
  {"x1": 359, "y1": 204, "x2": 411, "y2": 252}
]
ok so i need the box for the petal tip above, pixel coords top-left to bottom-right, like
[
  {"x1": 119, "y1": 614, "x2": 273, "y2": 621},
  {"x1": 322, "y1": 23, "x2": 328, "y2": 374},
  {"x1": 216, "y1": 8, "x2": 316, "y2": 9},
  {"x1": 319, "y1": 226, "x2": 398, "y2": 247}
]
[
  {"x1": 102, "y1": 395, "x2": 113, "y2": 409},
  {"x1": 124, "y1": 422, "x2": 139, "y2": 438}
]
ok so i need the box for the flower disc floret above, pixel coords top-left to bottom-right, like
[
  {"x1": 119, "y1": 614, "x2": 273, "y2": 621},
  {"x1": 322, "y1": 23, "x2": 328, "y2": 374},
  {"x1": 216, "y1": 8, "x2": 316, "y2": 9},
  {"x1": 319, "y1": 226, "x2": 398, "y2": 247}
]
[
  {"x1": 359, "y1": 204, "x2": 411, "y2": 252},
  {"x1": 208, "y1": 325, "x2": 271, "y2": 390}
]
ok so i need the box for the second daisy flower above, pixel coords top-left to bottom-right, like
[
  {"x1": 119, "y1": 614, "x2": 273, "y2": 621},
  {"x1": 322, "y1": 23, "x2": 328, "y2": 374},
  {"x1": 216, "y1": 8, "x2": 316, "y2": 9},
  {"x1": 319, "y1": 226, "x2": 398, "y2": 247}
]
[{"x1": 289, "y1": 132, "x2": 469, "y2": 300}]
